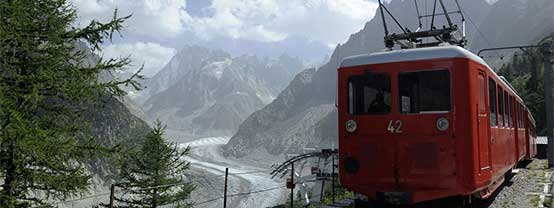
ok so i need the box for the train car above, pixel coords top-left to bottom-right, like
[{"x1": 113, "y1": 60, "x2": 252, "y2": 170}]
[
  {"x1": 337, "y1": 45, "x2": 537, "y2": 205},
  {"x1": 526, "y1": 111, "x2": 537, "y2": 158}
]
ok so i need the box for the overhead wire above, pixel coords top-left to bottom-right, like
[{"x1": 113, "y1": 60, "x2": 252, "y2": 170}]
[
  {"x1": 457, "y1": 4, "x2": 493, "y2": 48},
  {"x1": 30, "y1": 192, "x2": 112, "y2": 208},
  {"x1": 30, "y1": 169, "x2": 273, "y2": 207},
  {"x1": 195, "y1": 185, "x2": 287, "y2": 206}
]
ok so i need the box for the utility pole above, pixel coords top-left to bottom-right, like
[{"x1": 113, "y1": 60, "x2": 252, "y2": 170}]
[
  {"x1": 332, "y1": 155, "x2": 336, "y2": 204},
  {"x1": 109, "y1": 184, "x2": 115, "y2": 208},
  {"x1": 223, "y1": 168, "x2": 228, "y2": 208},
  {"x1": 288, "y1": 161, "x2": 294, "y2": 208},
  {"x1": 543, "y1": 42, "x2": 554, "y2": 167}
]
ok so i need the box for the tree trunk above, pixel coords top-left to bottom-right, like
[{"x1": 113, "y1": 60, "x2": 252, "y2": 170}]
[
  {"x1": 0, "y1": 136, "x2": 17, "y2": 206},
  {"x1": 152, "y1": 188, "x2": 158, "y2": 208}
]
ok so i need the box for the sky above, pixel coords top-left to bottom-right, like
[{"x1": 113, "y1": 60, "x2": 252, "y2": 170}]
[{"x1": 71, "y1": 0, "x2": 380, "y2": 77}]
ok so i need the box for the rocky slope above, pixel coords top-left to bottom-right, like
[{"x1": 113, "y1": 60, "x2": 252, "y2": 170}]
[
  {"x1": 77, "y1": 42, "x2": 152, "y2": 180},
  {"x1": 468, "y1": 0, "x2": 554, "y2": 51},
  {"x1": 139, "y1": 46, "x2": 304, "y2": 139},
  {"x1": 85, "y1": 96, "x2": 151, "y2": 177},
  {"x1": 47, "y1": 44, "x2": 152, "y2": 207},
  {"x1": 223, "y1": 0, "x2": 493, "y2": 163}
]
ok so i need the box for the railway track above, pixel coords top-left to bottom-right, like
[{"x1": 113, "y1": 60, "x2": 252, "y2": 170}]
[{"x1": 322, "y1": 164, "x2": 553, "y2": 208}]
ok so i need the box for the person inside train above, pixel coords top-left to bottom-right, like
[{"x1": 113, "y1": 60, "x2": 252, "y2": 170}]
[{"x1": 368, "y1": 91, "x2": 390, "y2": 113}]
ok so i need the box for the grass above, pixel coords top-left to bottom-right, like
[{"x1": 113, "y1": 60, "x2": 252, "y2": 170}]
[
  {"x1": 528, "y1": 159, "x2": 549, "y2": 170},
  {"x1": 528, "y1": 195, "x2": 540, "y2": 207},
  {"x1": 544, "y1": 197, "x2": 552, "y2": 207}
]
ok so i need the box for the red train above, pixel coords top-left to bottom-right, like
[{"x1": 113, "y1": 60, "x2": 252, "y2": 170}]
[{"x1": 337, "y1": 46, "x2": 537, "y2": 205}]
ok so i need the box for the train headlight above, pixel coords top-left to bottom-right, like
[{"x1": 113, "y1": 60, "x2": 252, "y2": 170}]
[
  {"x1": 345, "y1": 120, "x2": 357, "y2": 133},
  {"x1": 436, "y1": 117, "x2": 449, "y2": 131}
]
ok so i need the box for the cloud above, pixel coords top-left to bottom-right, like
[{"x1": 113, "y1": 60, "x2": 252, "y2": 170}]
[
  {"x1": 71, "y1": 0, "x2": 187, "y2": 40},
  {"x1": 70, "y1": 0, "x2": 379, "y2": 66},
  {"x1": 181, "y1": 0, "x2": 379, "y2": 45},
  {"x1": 180, "y1": 0, "x2": 286, "y2": 42},
  {"x1": 70, "y1": 0, "x2": 378, "y2": 45},
  {"x1": 101, "y1": 42, "x2": 177, "y2": 77},
  {"x1": 269, "y1": 0, "x2": 379, "y2": 45}
]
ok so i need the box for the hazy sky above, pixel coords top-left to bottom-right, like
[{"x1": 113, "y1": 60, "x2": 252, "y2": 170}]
[{"x1": 71, "y1": 0, "x2": 380, "y2": 76}]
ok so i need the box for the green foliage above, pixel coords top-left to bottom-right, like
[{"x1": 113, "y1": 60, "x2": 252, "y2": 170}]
[
  {"x1": 0, "y1": 0, "x2": 141, "y2": 207},
  {"x1": 279, "y1": 184, "x2": 355, "y2": 208},
  {"x1": 320, "y1": 186, "x2": 355, "y2": 206},
  {"x1": 496, "y1": 36, "x2": 554, "y2": 135},
  {"x1": 111, "y1": 121, "x2": 195, "y2": 208}
]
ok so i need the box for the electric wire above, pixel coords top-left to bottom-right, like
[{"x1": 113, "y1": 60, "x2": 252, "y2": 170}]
[
  {"x1": 194, "y1": 185, "x2": 287, "y2": 206},
  {"x1": 30, "y1": 192, "x2": 112, "y2": 208},
  {"x1": 458, "y1": 5, "x2": 493, "y2": 48},
  {"x1": 30, "y1": 169, "x2": 274, "y2": 207}
]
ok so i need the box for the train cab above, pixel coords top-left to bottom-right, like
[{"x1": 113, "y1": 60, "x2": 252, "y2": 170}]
[{"x1": 337, "y1": 46, "x2": 536, "y2": 204}]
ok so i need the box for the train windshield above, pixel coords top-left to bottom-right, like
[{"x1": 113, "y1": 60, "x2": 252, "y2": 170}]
[
  {"x1": 348, "y1": 73, "x2": 391, "y2": 115},
  {"x1": 399, "y1": 69, "x2": 451, "y2": 114}
]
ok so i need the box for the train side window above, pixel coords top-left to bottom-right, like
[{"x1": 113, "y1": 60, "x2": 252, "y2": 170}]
[
  {"x1": 497, "y1": 86, "x2": 504, "y2": 127},
  {"x1": 521, "y1": 104, "x2": 524, "y2": 128},
  {"x1": 518, "y1": 103, "x2": 523, "y2": 128},
  {"x1": 508, "y1": 95, "x2": 513, "y2": 128},
  {"x1": 520, "y1": 104, "x2": 525, "y2": 128},
  {"x1": 514, "y1": 100, "x2": 517, "y2": 127},
  {"x1": 348, "y1": 73, "x2": 391, "y2": 115},
  {"x1": 519, "y1": 103, "x2": 523, "y2": 128},
  {"x1": 398, "y1": 69, "x2": 450, "y2": 114},
  {"x1": 504, "y1": 91, "x2": 509, "y2": 127},
  {"x1": 489, "y1": 78, "x2": 497, "y2": 126},
  {"x1": 515, "y1": 102, "x2": 519, "y2": 128}
]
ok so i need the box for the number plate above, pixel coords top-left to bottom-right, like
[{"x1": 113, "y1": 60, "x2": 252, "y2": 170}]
[{"x1": 387, "y1": 120, "x2": 403, "y2": 133}]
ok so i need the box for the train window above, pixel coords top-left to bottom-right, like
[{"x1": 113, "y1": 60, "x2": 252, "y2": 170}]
[
  {"x1": 517, "y1": 104, "x2": 520, "y2": 128},
  {"x1": 497, "y1": 86, "x2": 504, "y2": 127},
  {"x1": 520, "y1": 104, "x2": 525, "y2": 128},
  {"x1": 519, "y1": 103, "x2": 524, "y2": 128},
  {"x1": 489, "y1": 78, "x2": 497, "y2": 126},
  {"x1": 504, "y1": 91, "x2": 509, "y2": 127},
  {"x1": 518, "y1": 103, "x2": 522, "y2": 128},
  {"x1": 515, "y1": 102, "x2": 519, "y2": 128},
  {"x1": 509, "y1": 95, "x2": 513, "y2": 128},
  {"x1": 398, "y1": 69, "x2": 450, "y2": 114},
  {"x1": 348, "y1": 73, "x2": 391, "y2": 115}
]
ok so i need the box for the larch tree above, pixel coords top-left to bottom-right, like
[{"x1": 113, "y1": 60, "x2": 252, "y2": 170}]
[
  {"x1": 112, "y1": 121, "x2": 195, "y2": 208},
  {"x1": 0, "y1": 0, "x2": 141, "y2": 207}
]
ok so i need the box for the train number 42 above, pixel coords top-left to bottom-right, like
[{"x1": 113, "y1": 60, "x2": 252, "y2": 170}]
[{"x1": 387, "y1": 120, "x2": 403, "y2": 133}]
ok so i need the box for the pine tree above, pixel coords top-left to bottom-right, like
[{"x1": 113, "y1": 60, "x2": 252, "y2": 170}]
[
  {"x1": 0, "y1": 0, "x2": 141, "y2": 207},
  {"x1": 112, "y1": 121, "x2": 194, "y2": 208}
]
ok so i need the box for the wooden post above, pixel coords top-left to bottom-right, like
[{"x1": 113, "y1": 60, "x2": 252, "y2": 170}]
[
  {"x1": 332, "y1": 155, "x2": 336, "y2": 204},
  {"x1": 224, "y1": 168, "x2": 228, "y2": 208},
  {"x1": 109, "y1": 184, "x2": 115, "y2": 208},
  {"x1": 290, "y1": 161, "x2": 294, "y2": 208},
  {"x1": 320, "y1": 180, "x2": 325, "y2": 202}
]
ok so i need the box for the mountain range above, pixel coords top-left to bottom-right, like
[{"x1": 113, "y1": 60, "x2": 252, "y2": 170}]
[{"x1": 135, "y1": 46, "x2": 305, "y2": 141}]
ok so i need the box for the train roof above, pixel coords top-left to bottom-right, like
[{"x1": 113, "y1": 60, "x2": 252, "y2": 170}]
[{"x1": 340, "y1": 45, "x2": 489, "y2": 68}]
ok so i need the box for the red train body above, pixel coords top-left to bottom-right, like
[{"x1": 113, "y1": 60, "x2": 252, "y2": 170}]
[{"x1": 337, "y1": 46, "x2": 537, "y2": 204}]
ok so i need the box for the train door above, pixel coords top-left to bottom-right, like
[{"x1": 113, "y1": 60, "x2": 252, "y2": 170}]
[{"x1": 478, "y1": 72, "x2": 491, "y2": 170}]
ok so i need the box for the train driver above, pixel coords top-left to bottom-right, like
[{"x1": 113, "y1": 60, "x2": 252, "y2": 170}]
[{"x1": 368, "y1": 91, "x2": 390, "y2": 113}]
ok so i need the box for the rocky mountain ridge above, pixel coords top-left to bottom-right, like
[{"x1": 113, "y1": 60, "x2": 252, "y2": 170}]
[{"x1": 138, "y1": 45, "x2": 305, "y2": 140}]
